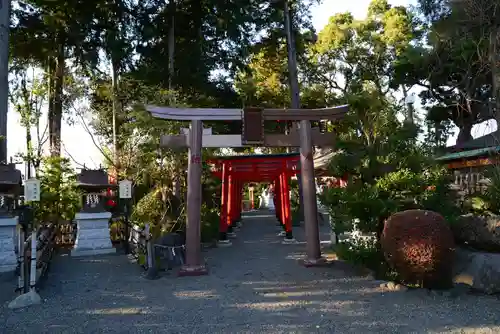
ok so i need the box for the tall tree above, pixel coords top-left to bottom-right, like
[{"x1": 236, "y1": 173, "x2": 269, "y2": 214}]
[
  {"x1": 415, "y1": 0, "x2": 496, "y2": 144},
  {"x1": 11, "y1": 0, "x2": 101, "y2": 156}
]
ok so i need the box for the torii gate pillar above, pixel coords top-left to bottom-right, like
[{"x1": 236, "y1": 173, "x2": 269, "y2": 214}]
[
  {"x1": 299, "y1": 120, "x2": 324, "y2": 266},
  {"x1": 179, "y1": 120, "x2": 208, "y2": 276}
]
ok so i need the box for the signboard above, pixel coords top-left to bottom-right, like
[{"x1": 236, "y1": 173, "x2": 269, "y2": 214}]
[
  {"x1": 447, "y1": 157, "x2": 499, "y2": 169},
  {"x1": 25, "y1": 178, "x2": 41, "y2": 202},
  {"x1": 242, "y1": 107, "x2": 264, "y2": 145},
  {"x1": 119, "y1": 180, "x2": 132, "y2": 199}
]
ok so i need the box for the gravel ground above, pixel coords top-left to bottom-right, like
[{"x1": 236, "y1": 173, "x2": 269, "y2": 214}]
[{"x1": 1, "y1": 211, "x2": 500, "y2": 334}]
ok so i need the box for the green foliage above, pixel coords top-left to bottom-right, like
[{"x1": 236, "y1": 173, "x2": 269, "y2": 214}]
[
  {"x1": 200, "y1": 204, "x2": 220, "y2": 243},
  {"x1": 130, "y1": 188, "x2": 184, "y2": 232},
  {"x1": 335, "y1": 238, "x2": 395, "y2": 280},
  {"x1": 31, "y1": 157, "x2": 81, "y2": 224},
  {"x1": 474, "y1": 165, "x2": 500, "y2": 215},
  {"x1": 322, "y1": 162, "x2": 459, "y2": 281}
]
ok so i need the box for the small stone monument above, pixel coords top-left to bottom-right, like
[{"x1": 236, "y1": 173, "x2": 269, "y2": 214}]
[
  {"x1": 71, "y1": 169, "x2": 115, "y2": 257},
  {"x1": 0, "y1": 163, "x2": 22, "y2": 275}
]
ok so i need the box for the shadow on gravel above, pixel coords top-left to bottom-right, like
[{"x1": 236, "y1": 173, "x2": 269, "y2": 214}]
[{"x1": 1, "y1": 212, "x2": 500, "y2": 333}]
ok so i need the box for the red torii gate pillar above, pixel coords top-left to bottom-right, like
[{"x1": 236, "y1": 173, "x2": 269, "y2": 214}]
[
  {"x1": 219, "y1": 162, "x2": 231, "y2": 246},
  {"x1": 280, "y1": 170, "x2": 293, "y2": 241}
]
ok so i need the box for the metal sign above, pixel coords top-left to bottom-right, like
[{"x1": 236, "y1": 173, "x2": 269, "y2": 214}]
[
  {"x1": 24, "y1": 178, "x2": 41, "y2": 202},
  {"x1": 119, "y1": 180, "x2": 132, "y2": 199}
]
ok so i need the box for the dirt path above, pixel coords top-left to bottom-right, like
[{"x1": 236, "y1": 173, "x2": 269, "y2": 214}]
[{"x1": 1, "y1": 211, "x2": 499, "y2": 333}]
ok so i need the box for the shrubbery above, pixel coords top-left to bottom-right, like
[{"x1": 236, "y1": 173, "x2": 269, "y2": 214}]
[
  {"x1": 31, "y1": 157, "x2": 81, "y2": 225},
  {"x1": 318, "y1": 113, "x2": 461, "y2": 284},
  {"x1": 381, "y1": 210, "x2": 455, "y2": 288},
  {"x1": 130, "y1": 159, "x2": 221, "y2": 243}
]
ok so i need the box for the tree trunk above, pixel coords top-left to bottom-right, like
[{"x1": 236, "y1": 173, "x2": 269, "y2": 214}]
[
  {"x1": 456, "y1": 121, "x2": 473, "y2": 146},
  {"x1": 168, "y1": 0, "x2": 175, "y2": 97},
  {"x1": 111, "y1": 57, "x2": 120, "y2": 171},
  {"x1": 490, "y1": 28, "x2": 500, "y2": 126},
  {"x1": 47, "y1": 57, "x2": 55, "y2": 154},
  {"x1": 168, "y1": 1, "x2": 181, "y2": 197},
  {"x1": 49, "y1": 42, "x2": 64, "y2": 157}
]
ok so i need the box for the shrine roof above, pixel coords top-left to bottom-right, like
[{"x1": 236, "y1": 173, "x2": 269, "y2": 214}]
[{"x1": 76, "y1": 169, "x2": 114, "y2": 188}]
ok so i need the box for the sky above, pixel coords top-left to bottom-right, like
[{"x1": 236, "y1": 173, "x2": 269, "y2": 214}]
[{"x1": 7, "y1": 0, "x2": 496, "y2": 175}]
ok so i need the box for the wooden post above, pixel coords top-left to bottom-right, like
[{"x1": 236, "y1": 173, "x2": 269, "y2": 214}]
[
  {"x1": 29, "y1": 231, "x2": 37, "y2": 291},
  {"x1": 17, "y1": 228, "x2": 25, "y2": 294},
  {"x1": 299, "y1": 121, "x2": 324, "y2": 265},
  {"x1": 144, "y1": 223, "x2": 158, "y2": 280},
  {"x1": 179, "y1": 120, "x2": 208, "y2": 276}
]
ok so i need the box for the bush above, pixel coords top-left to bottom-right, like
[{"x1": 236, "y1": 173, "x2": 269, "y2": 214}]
[
  {"x1": 335, "y1": 237, "x2": 396, "y2": 280},
  {"x1": 131, "y1": 187, "x2": 184, "y2": 239},
  {"x1": 200, "y1": 204, "x2": 220, "y2": 243},
  {"x1": 381, "y1": 209, "x2": 455, "y2": 289},
  {"x1": 32, "y1": 157, "x2": 81, "y2": 225}
]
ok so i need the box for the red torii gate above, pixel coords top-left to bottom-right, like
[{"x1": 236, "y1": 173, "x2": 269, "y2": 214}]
[{"x1": 207, "y1": 153, "x2": 300, "y2": 244}]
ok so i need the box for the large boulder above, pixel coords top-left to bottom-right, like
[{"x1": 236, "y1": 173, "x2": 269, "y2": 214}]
[
  {"x1": 381, "y1": 210, "x2": 455, "y2": 288},
  {"x1": 453, "y1": 247, "x2": 500, "y2": 294},
  {"x1": 452, "y1": 214, "x2": 500, "y2": 252}
]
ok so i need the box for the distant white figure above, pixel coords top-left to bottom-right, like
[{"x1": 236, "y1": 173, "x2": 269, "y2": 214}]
[
  {"x1": 259, "y1": 188, "x2": 275, "y2": 211},
  {"x1": 267, "y1": 190, "x2": 275, "y2": 211},
  {"x1": 260, "y1": 189, "x2": 268, "y2": 209}
]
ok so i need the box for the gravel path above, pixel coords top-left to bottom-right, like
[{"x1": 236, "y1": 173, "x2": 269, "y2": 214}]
[{"x1": 1, "y1": 211, "x2": 500, "y2": 334}]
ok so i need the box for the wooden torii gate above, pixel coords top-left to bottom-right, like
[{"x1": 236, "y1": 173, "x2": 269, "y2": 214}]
[{"x1": 147, "y1": 105, "x2": 348, "y2": 275}]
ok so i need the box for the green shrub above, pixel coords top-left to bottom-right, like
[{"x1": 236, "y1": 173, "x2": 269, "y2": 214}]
[
  {"x1": 321, "y1": 166, "x2": 460, "y2": 282},
  {"x1": 200, "y1": 204, "x2": 220, "y2": 243},
  {"x1": 335, "y1": 237, "x2": 396, "y2": 280},
  {"x1": 131, "y1": 187, "x2": 185, "y2": 237},
  {"x1": 31, "y1": 156, "x2": 81, "y2": 225}
]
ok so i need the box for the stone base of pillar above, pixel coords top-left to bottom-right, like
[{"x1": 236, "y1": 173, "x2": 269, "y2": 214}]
[
  {"x1": 217, "y1": 239, "x2": 232, "y2": 247},
  {"x1": 227, "y1": 232, "x2": 237, "y2": 238},
  {"x1": 0, "y1": 217, "x2": 18, "y2": 275},
  {"x1": 8, "y1": 289, "x2": 41, "y2": 309},
  {"x1": 71, "y1": 212, "x2": 115, "y2": 257},
  {"x1": 282, "y1": 237, "x2": 297, "y2": 244},
  {"x1": 178, "y1": 264, "x2": 208, "y2": 277},
  {"x1": 144, "y1": 267, "x2": 159, "y2": 280},
  {"x1": 301, "y1": 257, "x2": 328, "y2": 267}
]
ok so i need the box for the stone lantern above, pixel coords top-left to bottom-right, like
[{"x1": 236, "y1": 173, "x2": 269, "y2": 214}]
[
  {"x1": 71, "y1": 169, "x2": 115, "y2": 257},
  {"x1": 0, "y1": 163, "x2": 22, "y2": 274}
]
